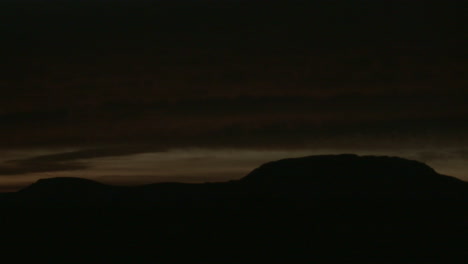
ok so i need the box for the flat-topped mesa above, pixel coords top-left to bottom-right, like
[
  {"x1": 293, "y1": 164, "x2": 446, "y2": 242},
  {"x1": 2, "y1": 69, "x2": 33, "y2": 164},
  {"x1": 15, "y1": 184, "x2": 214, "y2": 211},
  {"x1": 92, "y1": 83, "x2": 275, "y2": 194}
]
[
  {"x1": 241, "y1": 154, "x2": 437, "y2": 182},
  {"x1": 239, "y1": 154, "x2": 465, "y2": 198}
]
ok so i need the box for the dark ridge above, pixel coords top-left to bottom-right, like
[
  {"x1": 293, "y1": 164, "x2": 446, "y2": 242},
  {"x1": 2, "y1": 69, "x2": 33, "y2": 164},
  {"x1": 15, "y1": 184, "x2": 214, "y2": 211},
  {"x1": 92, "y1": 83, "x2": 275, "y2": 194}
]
[
  {"x1": 241, "y1": 154, "x2": 439, "y2": 183},
  {"x1": 0, "y1": 154, "x2": 466, "y2": 263},
  {"x1": 239, "y1": 154, "x2": 466, "y2": 200},
  {"x1": 5, "y1": 154, "x2": 467, "y2": 207},
  {"x1": 14, "y1": 177, "x2": 118, "y2": 207},
  {"x1": 20, "y1": 177, "x2": 107, "y2": 191}
]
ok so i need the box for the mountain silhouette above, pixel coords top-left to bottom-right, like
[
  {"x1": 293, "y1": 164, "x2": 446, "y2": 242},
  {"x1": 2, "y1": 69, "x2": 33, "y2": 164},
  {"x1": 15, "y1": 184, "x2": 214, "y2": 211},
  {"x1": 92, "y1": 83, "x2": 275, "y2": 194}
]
[
  {"x1": 240, "y1": 154, "x2": 467, "y2": 201},
  {"x1": 13, "y1": 177, "x2": 118, "y2": 207},
  {"x1": 8, "y1": 154, "x2": 466, "y2": 207},
  {"x1": 0, "y1": 154, "x2": 466, "y2": 263}
]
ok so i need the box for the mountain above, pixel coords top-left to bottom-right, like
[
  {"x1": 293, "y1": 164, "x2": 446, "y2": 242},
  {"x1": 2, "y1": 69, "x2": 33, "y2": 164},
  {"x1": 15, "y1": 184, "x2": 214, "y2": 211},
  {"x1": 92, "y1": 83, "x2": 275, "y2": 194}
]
[
  {"x1": 6, "y1": 154, "x2": 466, "y2": 207},
  {"x1": 11, "y1": 177, "x2": 118, "y2": 207},
  {"x1": 240, "y1": 154, "x2": 467, "y2": 201},
  {"x1": 0, "y1": 154, "x2": 466, "y2": 263}
]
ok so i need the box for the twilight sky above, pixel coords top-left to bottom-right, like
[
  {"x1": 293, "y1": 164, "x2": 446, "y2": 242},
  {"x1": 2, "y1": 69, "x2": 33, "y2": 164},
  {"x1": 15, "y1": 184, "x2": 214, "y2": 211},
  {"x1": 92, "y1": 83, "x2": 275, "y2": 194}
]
[{"x1": 0, "y1": 0, "x2": 467, "y2": 191}]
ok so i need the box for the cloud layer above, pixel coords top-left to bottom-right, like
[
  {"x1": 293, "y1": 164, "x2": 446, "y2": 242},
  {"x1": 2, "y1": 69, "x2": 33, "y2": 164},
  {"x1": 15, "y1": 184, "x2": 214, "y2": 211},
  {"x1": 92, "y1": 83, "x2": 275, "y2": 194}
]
[{"x1": 0, "y1": 1, "x2": 466, "y2": 188}]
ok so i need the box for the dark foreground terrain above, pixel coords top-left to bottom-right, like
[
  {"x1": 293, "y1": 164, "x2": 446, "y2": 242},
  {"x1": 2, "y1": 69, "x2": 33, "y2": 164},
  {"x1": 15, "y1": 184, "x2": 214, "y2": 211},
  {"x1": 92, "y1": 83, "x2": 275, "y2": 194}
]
[{"x1": 0, "y1": 154, "x2": 467, "y2": 263}]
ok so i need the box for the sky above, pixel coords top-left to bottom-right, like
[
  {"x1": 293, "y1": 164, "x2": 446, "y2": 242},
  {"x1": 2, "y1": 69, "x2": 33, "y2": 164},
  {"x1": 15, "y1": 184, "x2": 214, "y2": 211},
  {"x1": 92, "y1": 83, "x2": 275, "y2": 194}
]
[{"x1": 0, "y1": 0, "x2": 467, "y2": 191}]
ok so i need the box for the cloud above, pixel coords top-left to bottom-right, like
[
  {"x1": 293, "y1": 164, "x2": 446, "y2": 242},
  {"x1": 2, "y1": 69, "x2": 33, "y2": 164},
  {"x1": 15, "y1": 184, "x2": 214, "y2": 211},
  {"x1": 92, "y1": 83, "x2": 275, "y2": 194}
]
[
  {"x1": 0, "y1": 109, "x2": 71, "y2": 127},
  {"x1": 0, "y1": 91, "x2": 466, "y2": 149},
  {"x1": 0, "y1": 146, "x2": 167, "y2": 176},
  {"x1": 20, "y1": 146, "x2": 166, "y2": 163},
  {"x1": 415, "y1": 149, "x2": 468, "y2": 163},
  {"x1": 0, "y1": 160, "x2": 86, "y2": 176}
]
